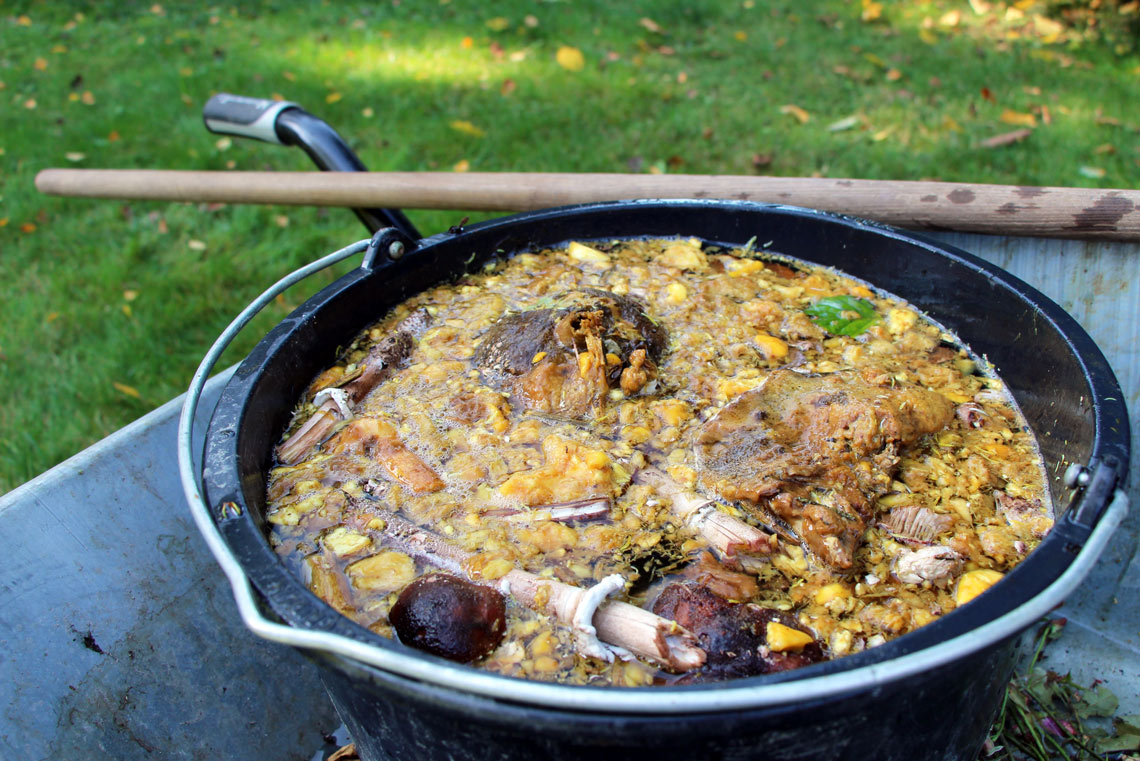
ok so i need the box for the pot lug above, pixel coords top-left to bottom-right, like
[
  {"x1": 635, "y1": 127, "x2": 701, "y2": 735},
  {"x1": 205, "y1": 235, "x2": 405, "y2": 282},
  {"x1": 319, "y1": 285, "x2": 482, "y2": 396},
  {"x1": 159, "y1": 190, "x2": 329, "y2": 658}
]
[{"x1": 363, "y1": 227, "x2": 420, "y2": 271}]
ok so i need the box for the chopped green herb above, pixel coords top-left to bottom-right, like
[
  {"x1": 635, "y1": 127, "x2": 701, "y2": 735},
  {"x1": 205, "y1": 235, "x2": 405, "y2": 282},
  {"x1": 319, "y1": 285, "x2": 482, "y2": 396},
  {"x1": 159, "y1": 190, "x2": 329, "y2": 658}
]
[{"x1": 804, "y1": 295, "x2": 879, "y2": 336}]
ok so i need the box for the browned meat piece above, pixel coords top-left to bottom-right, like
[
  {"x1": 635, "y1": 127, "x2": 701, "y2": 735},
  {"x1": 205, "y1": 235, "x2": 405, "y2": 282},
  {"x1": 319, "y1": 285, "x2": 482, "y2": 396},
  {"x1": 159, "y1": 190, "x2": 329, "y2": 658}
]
[
  {"x1": 696, "y1": 369, "x2": 954, "y2": 569},
  {"x1": 389, "y1": 573, "x2": 507, "y2": 662},
  {"x1": 327, "y1": 417, "x2": 445, "y2": 493},
  {"x1": 474, "y1": 289, "x2": 667, "y2": 418},
  {"x1": 652, "y1": 582, "x2": 823, "y2": 682}
]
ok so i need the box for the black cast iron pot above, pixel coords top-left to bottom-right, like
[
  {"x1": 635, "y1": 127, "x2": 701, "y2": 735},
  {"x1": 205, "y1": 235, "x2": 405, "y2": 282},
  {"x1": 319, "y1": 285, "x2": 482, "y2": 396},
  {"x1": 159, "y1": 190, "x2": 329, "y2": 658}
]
[{"x1": 187, "y1": 200, "x2": 1129, "y2": 761}]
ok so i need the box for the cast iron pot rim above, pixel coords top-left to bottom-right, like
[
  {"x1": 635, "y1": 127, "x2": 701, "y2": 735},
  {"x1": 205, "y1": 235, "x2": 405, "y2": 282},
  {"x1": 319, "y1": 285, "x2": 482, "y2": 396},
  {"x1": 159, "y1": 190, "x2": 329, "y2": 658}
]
[{"x1": 180, "y1": 198, "x2": 1130, "y2": 715}]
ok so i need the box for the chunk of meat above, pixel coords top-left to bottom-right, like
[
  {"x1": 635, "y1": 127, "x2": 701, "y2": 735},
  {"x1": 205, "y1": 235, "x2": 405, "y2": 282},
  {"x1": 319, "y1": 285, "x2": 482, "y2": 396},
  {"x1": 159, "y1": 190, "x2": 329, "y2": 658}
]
[
  {"x1": 474, "y1": 289, "x2": 666, "y2": 418},
  {"x1": 893, "y1": 545, "x2": 962, "y2": 585},
  {"x1": 696, "y1": 369, "x2": 954, "y2": 569},
  {"x1": 651, "y1": 582, "x2": 823, "y2": 682},
  {"x1": 326, "y1": 417, "x2": 445, "y2": 493}
]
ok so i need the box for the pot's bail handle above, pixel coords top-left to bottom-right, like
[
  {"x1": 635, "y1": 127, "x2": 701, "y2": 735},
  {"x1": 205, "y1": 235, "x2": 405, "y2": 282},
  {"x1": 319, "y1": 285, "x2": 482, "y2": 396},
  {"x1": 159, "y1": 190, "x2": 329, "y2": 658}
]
[{"x1": 202, "y1": 92, "x2": 420, "y2": 240}]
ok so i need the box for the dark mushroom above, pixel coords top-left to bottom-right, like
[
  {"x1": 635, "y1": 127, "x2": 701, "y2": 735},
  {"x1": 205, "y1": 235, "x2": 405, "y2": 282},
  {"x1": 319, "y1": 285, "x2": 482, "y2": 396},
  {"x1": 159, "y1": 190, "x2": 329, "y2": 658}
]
[{"x1": 389, "y1": 573, "x2": 507, "y2": 662}]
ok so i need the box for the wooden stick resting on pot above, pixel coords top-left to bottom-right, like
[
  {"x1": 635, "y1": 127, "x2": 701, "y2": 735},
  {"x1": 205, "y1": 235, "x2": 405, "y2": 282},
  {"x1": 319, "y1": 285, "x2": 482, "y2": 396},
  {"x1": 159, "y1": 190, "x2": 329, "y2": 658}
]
[
  {"x1": 35, "y1": 168, "x2": 1140, "y2": 240},
  {"x1": 635, "y1": 467, "x2": 774, "y2": 572},
  {"x1": 351, "y1": 502, "x2": 706, "y2": 672},
  {"x1": 277, "y1": 309, "x2": 429, "y2": 465}
]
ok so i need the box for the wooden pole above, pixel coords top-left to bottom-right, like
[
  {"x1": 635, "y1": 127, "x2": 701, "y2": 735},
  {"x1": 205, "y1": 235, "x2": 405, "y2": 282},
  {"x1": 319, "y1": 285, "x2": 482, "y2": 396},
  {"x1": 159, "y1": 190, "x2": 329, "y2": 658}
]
[{"x1": 35, "y1": 168, "x2": 1140, "y2": 240}]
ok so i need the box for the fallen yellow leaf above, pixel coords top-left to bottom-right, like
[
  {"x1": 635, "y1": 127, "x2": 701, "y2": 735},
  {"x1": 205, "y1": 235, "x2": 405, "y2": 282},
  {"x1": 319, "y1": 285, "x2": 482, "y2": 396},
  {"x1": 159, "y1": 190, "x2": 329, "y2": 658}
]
[
  {"x1": 81, "y1": 90, "x2": 95, "y2": 105},
  {"x1": 114, "y1": 382, "x2": 142, "y2": 399},
  {"x1": 121, "y1": 304, "x2": 133, "y2": 317},
  {"x1": 24, "y1": 98, "x2": 37, "y2": 109},
  {"x1": 486, "y1": 17, "x2": 510, "y2": 31},
  {"x1": 779, "y1": 104, "x2": 810, "y2": 124},
  {"x1": 734, "y1": 30, "x2": 748, "y2": 41},
  {"x1": 17, "y1": 15, "x2": 32, "y2": 26},
  {"x1": 449, "y1": 120, "x2": 486, "y2": 138},
  {"x1": 861, "y1": 2, "x2": 883, "y2": 22},
  {"x1": 362, "y1": 107, "x2": 374, "y2": 117},
  {"x1": 453, "y1": 159, "x2": 471, "y2": 172},
  {"x1": 65, "y1": 152, "x2": 86, "y2": 162},
  {"x1": 46, "y1": 312, "x2": 60, "y2": 323},
  {"x1": 1000, "y1": 109, "x2": 1037, "y2": 128},
  {"x1": 326, "y1": 92, "x2": 342, "y2": 103},
  {"x1": 275, "y1": 215, "x2": 290, "y2": 227},
  {"x1": 556, "y1": 45, "x2": 586, "y2": 72},
  {"x1": 188, "y1": 239, "x2": 207, "y2": 251},
  {"x1": 21, "y1": 222, "x2": 36, "y2": 233},
  {"x1": 919, "y1": 27, "x2": 938, "y2": 44},
  {"x1": 215, "y1": 137, "x2": 232, "y2": 150},
  {"x1": 150, "y1": 4, "x2": 165, "y2": 15},
  {"x1": 639, "y1": 17, "x2": 662, "y2": 33},
  {"x1": 34, "y1": 57, "x2": 48, "y2": 71},
  {"x1": 461, "y1": 36, "x2": 474, "y2": 49},
  {"x1": 123, "y1": 289, "x2": 139, "y2": 301}
]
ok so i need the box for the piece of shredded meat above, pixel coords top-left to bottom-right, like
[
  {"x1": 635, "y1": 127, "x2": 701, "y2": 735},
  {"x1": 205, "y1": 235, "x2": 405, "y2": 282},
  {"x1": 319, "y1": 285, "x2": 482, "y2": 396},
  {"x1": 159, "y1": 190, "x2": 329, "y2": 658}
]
[
  {"x1": 696, "y1": 369, "x2": 955, "y2": 569},
  {"x1": 473, "y1": 289, "x2": 666, "y2": 418}
]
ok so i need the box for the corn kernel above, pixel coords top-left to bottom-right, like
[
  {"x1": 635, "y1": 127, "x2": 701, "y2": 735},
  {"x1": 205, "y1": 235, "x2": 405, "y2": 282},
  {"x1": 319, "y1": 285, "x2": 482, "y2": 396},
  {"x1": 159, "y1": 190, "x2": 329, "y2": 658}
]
[
  {"x1": 850, "y1": 285, "x2": 874, "y2": 299},
  {"x1": 813, "y1": 583, "x2": 851, "y2": 605},
  {"x1": 754, "y1": 333, "x2": 789, "y2": 360},
  {"x1": 942, "y1": 391, "x2": 972, "y2": 404},
  {"x1": 956, "y1": 569, "x2": 1004, "y2": 606},
  {"x1": 585, "y1": 450, "x2": 609, "y2": 469},
  {"x1": 766, "y1": 622, "x2": 815, "y2": 652},
  {"x1": 666, "y1": 282, "x2": 688, "y2": 304},
  {"x1": 532, "y1": 351, "x2": 547, "y2": 364},
  {"x1": 605, "y1": 352, "x2": 621, "y2": 366},
  {"x1": 568, "y1": 241, "x2": 611, "y2": 267}
]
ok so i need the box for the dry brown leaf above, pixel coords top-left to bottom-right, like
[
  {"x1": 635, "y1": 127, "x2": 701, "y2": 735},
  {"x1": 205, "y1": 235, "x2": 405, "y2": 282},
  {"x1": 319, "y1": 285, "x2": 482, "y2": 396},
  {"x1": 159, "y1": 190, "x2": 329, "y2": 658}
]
[
  {"x1": 501, "y1": 78, "x2": 517, "y2": 96},
  {"x1": 639, "y1": 17, "x2": 663, "y2": 33},
  {"x1": 1000, "y1": 109, "x2": 1037, "y2": 128},
  {"x1": 556, "y1": 45, "x2": 585, "y2": 71},
  {"x1": 450, "y1": 120, "x2": 486, "y2": 138},
  {"x1": 779, "y1": 104, "x2": 810, "y2": 124},
  {"x1": 114, "y1": 382, "x2": 142, "y2": 399},
  {"x1": 21, "y1": 222, "x2": 36, "y2": 233},
  {"x1": 275, "y1": 215, "x2": 290, "y2": 227},
  {"x1": 81, "y1": 90, "x2": 95, "y2": 105},
  {"x1": 980, "y1": 128, "x2": 1032, "y2": 148},
  {"x1": 24, "y1": 98, "x2": 37, "y2": 110}
]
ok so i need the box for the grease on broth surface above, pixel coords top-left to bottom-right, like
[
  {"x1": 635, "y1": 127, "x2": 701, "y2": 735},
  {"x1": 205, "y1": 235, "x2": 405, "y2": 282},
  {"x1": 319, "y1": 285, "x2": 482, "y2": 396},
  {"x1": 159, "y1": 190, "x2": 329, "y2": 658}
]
[{"x1": 266, "y1": 238, "x2": 1052, "y2": 686}]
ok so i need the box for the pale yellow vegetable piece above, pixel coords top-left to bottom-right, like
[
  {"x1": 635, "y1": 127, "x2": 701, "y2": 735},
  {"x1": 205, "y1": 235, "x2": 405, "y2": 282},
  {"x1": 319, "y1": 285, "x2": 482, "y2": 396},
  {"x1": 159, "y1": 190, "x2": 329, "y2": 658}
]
[
  {"x1": 347, "y1": 550, "x2": 417, "y2": 592},
  {"x1": 567, "y1": 241, "x2": 611, "y2": 268},
  {"x1": 754, "y1": 333, "x2": 789, "y2": 360},
  {"x1": 813, "y1": 583, "x2": 852, "y2": 605},
  {"x1": 766, "y1": 622, "x2": 815, "y2": 652},
  {"x1": 956, "y1": 569, "x2": 1004, "y2": 605}
]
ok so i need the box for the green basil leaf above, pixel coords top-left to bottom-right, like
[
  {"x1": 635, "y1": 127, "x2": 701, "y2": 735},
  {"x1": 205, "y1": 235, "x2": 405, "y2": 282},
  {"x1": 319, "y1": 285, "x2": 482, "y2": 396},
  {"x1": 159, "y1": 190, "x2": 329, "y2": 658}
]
[{"x1": 803, "y1": 295, "x2": 880, "y2": 336}]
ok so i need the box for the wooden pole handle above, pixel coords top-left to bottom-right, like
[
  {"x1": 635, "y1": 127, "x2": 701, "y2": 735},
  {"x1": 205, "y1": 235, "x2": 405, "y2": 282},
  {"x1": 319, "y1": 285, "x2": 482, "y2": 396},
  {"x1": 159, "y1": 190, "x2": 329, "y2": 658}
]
[{"x1": 35, "y1": 168, "x2": 1140, "y2": 240}]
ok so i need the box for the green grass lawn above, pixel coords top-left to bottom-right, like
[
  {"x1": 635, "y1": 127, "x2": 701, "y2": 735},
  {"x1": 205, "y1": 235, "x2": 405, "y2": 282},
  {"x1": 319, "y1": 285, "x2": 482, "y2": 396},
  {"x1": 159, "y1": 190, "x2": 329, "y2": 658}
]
[{"x1": 2, "y1": 0, "x2": 1138, "y2": 492}]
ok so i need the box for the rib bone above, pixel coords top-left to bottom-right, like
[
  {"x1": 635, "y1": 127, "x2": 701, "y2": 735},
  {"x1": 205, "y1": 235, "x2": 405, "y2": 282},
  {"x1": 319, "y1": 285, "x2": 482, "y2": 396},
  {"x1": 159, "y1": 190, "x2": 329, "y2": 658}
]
[
  {"x1": 636, "y1": 467, "x2": 774, "y2": 569},
  {"x1": 277, "y1": 309, "x2": 429, "y2": 465},
  {"x1": 351, "y1": 501, "x2": 705, "y2": 672}
]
